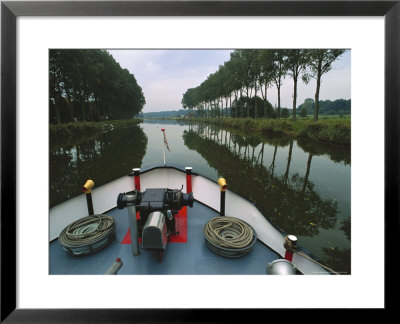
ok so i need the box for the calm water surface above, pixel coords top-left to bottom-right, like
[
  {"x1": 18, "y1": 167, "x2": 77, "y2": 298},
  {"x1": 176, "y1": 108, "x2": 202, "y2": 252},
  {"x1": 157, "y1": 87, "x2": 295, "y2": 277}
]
[{"x1": 50, "y1": 119, "x2": 351, "y2": 274}]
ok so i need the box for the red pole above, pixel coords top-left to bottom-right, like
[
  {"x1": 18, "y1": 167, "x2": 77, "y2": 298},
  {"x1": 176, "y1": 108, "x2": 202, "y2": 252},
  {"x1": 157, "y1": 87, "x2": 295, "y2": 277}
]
[
  {"x1": 284, "y1": 250, "x2": 294, "y2": 262},
  {"x1": 185, "y1": 167, "x2": 192, "y2": 193},
  {"x1": 133, "y1": 168, "x2": 141, "y2": 191},
  {"x1": 132, "y1": 168, "x2": 141, "y2": 221}
]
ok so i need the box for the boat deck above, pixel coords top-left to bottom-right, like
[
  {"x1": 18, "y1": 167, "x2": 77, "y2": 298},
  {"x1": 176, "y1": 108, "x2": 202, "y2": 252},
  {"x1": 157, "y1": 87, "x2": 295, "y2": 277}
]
[{"x1": 49, "y1": 201, "x2": 281, "y2": 275}]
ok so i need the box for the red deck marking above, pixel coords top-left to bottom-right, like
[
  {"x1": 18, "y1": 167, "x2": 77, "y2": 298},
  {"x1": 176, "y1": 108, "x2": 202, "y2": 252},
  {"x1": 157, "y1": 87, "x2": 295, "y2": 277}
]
[
  {"x1": 121, "y1": 228, "x2": 142, "y2": 244},
  {"x1": 169, "y1": 206, "x2": 187, "y2": 243},
  {"x1": 121, "y1": 212, "x2": 141, "y2": 244},
  {"x1": 121, "y1": 207, "x2": 187, "y2": 244}
]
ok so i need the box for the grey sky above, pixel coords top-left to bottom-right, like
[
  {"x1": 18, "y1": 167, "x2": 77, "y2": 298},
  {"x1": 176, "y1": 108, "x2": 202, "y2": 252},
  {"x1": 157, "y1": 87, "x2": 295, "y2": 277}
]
[{"x1": 108, "y1": 49, "x2": 351, "y2": 113}]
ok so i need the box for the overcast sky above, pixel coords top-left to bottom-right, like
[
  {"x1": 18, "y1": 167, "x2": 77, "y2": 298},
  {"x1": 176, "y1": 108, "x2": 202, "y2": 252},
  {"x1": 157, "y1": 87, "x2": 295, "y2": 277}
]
[{"x1": 108, "y1": 49, "x2": 351, "y2": 113}]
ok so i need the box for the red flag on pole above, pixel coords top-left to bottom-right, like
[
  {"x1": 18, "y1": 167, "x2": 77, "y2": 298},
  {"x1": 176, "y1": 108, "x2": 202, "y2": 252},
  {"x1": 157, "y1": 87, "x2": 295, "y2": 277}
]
[{"x1": 161, "y1": 128, "x2": 170, "y2": 152}]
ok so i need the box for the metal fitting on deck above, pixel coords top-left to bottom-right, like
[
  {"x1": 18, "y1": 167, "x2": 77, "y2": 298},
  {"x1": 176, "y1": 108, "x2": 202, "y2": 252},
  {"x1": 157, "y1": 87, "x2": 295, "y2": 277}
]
[
  {"x1": 117, "y1": 191, "x2": 140, "y2": 256},
  {"x1": 117, "y1": 191, "x2": 138, "y2": 208},
  {"x1": 266, "y1": 259, "x2": 297, "y2": 275},
  {"x1": 104, "y1": 257, "x2": 123, "y2": 275}
]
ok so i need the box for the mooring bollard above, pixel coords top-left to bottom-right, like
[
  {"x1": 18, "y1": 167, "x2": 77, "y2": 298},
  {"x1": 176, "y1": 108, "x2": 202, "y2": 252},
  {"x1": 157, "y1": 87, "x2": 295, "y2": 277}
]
[
  {"x1": 218, "y1": 177, "x2": 227, "y2": 216},
  {"x1": 81, "y1": 179, "x2": 95, "y2": 216},
  {"x1": 284, "y1": 235, "x2": 298, "y2": 262}
]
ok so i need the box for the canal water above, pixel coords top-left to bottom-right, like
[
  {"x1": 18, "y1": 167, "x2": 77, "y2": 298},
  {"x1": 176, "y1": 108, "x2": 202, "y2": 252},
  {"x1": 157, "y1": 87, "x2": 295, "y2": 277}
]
[{"x1": 50, "y1": 119, "x2": 351, "y2": 274}]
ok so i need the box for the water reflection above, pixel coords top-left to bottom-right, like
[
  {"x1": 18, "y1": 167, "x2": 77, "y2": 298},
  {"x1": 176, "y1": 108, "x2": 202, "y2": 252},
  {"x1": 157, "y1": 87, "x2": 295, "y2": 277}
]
[
  {"x1": 49, "y1": 125, "x2": 147, "y2": 207},
  {"x1": 297, "y1": 138, "x2": 351, "y2": 166},
  {"x1": 183, "y1": 123, "x2": 350, "y2": 274},
  {"x1": 49, "y1": 119, "x2": 350, "y2": 273}
]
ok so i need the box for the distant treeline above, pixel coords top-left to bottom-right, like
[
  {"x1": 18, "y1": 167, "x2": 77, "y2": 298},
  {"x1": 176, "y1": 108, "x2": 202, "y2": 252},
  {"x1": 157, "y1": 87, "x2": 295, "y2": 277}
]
[
  {"x1": 141, "y1": 98, "x2": 350, "y2": 119},
  {"x1": 50, "y1": 49, "x2": 145, "y2": 124},
  {"x1": 298, "y1": 98, "x2": 351, "y2": 116},
  {"x1": 138, "y1": 109, "x2": 189, "y2": 118}
]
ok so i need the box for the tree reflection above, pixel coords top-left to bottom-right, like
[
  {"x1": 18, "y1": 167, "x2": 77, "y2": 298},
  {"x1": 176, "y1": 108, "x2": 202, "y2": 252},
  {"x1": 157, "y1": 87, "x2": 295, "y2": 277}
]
[
  {"x1": 50, "y1": 125, "x2": 148, "y2": 207},
  {"x1": 320, "y1": 247, "x2": 351, "y2": 275},
  {"x1": 283, "y1": 140, "x2": 293, "y2": 185},
  {"x1": 302, "y1": 153, "x2": 313, "y2": 193},
  {"x1": 297, "y1": 137, "x2": 351, "y2": 166},
  {"x1": 183, "y1": 127, "x2": 338, "y2": 236},
  {"x1": 183, "y1": 124, "x2": 350, "y2": 273}
]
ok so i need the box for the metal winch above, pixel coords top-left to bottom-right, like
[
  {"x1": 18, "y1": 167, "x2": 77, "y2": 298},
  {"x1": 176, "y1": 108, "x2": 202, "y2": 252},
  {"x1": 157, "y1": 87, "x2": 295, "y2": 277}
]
[{"x1": 117, "y1": 187, "x2": 194, "y2": 259}]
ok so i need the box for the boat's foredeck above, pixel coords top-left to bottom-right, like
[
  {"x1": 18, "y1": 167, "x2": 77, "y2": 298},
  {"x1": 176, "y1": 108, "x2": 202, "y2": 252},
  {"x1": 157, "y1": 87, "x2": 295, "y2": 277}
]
[{"x1": 49, "y1": 201, "x2": 281, "y2": 275}]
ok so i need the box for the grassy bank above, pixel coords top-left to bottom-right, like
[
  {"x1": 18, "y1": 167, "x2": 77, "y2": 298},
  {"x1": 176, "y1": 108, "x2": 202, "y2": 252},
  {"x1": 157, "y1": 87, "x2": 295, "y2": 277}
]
[
  {"x1": 179, "y1": 117, "x2": 351, "y2": 146},
  {"x1": 49, "y1": 119, "x2": 143, "y2": 146}
]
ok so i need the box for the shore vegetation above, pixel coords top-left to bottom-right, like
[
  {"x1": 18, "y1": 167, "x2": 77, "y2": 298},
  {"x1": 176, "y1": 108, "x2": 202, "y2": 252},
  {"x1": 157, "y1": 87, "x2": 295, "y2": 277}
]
[{"x1": 175, "y1": 117, "x2": 350, "y2": 146}]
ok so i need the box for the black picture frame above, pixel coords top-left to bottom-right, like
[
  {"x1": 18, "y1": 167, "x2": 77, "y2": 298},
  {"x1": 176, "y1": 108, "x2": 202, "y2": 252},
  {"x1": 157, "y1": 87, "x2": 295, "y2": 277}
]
[{"x1": 1, "y1": 0, "x2": 398, "y2": 321}]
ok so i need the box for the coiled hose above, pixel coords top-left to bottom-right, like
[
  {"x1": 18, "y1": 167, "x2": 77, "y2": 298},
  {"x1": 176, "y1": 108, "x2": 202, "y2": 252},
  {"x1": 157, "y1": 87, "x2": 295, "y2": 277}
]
[
  {"x1": 58, "y1": 214, "x2": 115, "y2": 256},
  {"x1": 203, "y1": 216, "x2": 256, "y2": 258}
]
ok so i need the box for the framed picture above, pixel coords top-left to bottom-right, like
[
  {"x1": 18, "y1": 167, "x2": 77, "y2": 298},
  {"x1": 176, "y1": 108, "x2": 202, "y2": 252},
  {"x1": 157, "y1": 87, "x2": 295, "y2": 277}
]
[{"x1": 1, "y1": 0, "x2": 398, "y2": 321}]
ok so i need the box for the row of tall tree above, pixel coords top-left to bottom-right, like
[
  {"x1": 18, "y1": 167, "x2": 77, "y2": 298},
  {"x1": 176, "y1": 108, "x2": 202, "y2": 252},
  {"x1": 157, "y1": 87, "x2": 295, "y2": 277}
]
[
  {"x1": 181, "y1": 49, "x2": 347, "y2": 121},
  {"x1": 50, "y1": 50, "x2": 145, "y2": 124}
]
